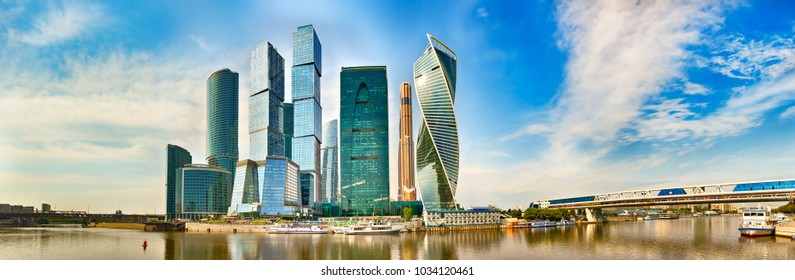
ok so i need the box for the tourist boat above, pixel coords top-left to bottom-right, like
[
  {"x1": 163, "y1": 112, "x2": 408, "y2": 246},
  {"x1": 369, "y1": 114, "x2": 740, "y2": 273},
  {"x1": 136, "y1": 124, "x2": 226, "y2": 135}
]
[
  {"x1": 643, "y1": 216, "x2": 653, "y2": 220},
  {"x1": 738, "y1": 209, "x2": 775, "y2": 237},
  {"x1": 658, "y1": 213, "x2": 679, "y2": 219},
  {"x1": 530, "y1": 220, "x2": 557, "y2": 228},
  {"x1": 692, "y1": 213, "x2": 702, "y2": 217},
  {"x1": 556, "y1": 220, "x2": 576, "y2": 226},
  {"x1": 772, "y1": 213, "x2": 789, "y2": 224},
  {"x1": 267, "y1": 224, "x2": 329, "y2": 234},
  {"x1": 342, "y1": 222, "x2": 401, "y2": 235}
]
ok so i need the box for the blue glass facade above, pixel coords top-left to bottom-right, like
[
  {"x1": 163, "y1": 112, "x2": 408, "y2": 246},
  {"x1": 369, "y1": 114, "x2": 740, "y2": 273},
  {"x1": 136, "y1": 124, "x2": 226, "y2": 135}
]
[
  {"x1": 321, "y1": 119, "x2": 339, "y2": 202},
  {"x1": 166, "y1": 144, "x2": 191, "y2": 219},
  {"x1": 249, "y1": 42, "x2": 285, "y2": 161},
  {"x1": 175, "y1": 164, "x2": 232, "y2": 219},
  {"x1": 228, "y1": 160, "x2": 259, "y2": 214},
  {"x1": 261, "y1": 157, "x2": 300, "y2": 215},
  {"x1": 283, "y1": 102, "x2": 294, "y2": 160},
  {"x1": 292, "y1": 25, "x2": 322, "y2": 206},
  {"x1": 414, "y1": 35, "x2": 459, "y2": 211},
  {"x1": 206, "y1": 69, "x2": 239, "y2": 183},
  {"x1": 340, "y1": 66, "x2": 389, "y2": 216}
]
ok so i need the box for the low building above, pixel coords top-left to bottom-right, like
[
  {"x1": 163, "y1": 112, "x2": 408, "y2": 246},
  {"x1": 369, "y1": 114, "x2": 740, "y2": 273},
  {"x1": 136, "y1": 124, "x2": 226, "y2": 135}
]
[
  {"x1": 424, "y1": 208, "x2": 501, "y2": 227},
  {"x1": 41, "y1": 203, "x2": 51, "y2": 213},
  {"x1": 0, "y1": 204, "x2": 10, "y2": 213},
  {"x1": 175, "y1": 164, "x2": 232, "y2": 220}
]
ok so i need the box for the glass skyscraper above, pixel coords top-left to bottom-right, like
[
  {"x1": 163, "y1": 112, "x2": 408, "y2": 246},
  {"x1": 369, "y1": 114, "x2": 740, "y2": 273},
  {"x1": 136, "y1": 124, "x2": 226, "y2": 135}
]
[
  {"x1": 291, "y1": 25, "x2": 322, "y2": 207},
  {"x1": 321, "y1": 119, "x2": 339, "y2": 203},
  {"x1": 249, "y1": 42, "x2": 285, "y2": 161},
  {"x1": 413, "y1": 34, "x2": 459, "y2": 211},
  {"x1": 283, "y1": 102, "x2": 294, "y2": 160},
  {"x1": 339, "y1": 66, "x2": 389, "y2": 216},
  {"x1": 261, "y1": 157, "x2": 300, "y2": 215},
  {"x1": 206, "y1": 69, "x2": 239, "y2": 181},
  {"x1": 175, "y1": 164, "x2": 232, "y2": 219},
  {"x1": 228, "y1": 159, "x2": 259, "y2": 214},
  {"x1": 398, "y1": 82, "x2": 417, "y2": 201},
  {"x1": 166, "y1": 144, "x2": 191, "y2": 219}
]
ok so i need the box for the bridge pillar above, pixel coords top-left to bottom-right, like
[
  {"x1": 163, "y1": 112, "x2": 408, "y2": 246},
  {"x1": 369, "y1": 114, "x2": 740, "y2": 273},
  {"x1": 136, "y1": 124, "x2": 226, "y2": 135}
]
[{"x1": 584, "y1": 208, "x2": 605, "y2": 223}]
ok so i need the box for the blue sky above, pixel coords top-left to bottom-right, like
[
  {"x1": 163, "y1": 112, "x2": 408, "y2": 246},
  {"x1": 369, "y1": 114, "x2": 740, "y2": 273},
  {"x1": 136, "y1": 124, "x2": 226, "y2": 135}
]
[{"x1": 2, "y1": 0, "x2": 795, "y2": 214}]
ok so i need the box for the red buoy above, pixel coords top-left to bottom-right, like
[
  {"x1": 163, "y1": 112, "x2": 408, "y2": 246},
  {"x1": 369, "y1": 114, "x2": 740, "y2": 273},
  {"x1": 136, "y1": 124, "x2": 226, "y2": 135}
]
[{"x1": 142, "y1": 240, "x2": 148, "y2": 250}]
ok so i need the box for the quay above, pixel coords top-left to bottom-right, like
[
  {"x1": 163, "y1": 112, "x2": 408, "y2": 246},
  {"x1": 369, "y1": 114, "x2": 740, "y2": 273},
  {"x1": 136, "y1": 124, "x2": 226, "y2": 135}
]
[{"x1": 775, "y1": 222, "x2": 795, "y2": 238}]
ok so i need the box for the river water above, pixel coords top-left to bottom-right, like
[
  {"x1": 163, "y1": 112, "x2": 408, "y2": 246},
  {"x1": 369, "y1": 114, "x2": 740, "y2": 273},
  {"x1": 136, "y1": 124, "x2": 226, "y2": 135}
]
[{"x1": 1, "y1": 216, "x2": 794, "y2": 260}]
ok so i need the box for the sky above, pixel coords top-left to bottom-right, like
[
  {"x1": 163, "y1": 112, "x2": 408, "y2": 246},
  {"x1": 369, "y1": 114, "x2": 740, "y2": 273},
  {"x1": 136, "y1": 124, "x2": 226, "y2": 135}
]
[{"x1": 2, "y1": 0, "x2": 795, "y2": 214}]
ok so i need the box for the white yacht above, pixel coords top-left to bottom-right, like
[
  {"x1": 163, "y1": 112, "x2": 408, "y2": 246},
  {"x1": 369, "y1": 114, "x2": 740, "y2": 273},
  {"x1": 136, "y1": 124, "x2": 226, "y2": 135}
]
[
  {"x1": 738, "y1": 210, "x2": 774, "y2": 236},
  {"x1": 267, "y1": 224, "x2": 329, "y2": 234},
  {"x1": 342, "y1": 222, "x2": 401, "y2": 235}
]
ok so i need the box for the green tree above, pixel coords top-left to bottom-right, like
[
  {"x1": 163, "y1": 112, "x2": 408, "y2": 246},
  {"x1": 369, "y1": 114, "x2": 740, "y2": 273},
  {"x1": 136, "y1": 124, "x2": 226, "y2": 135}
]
[{"x1": 402, "y1": 207, "x2": 413, "y2": 221}]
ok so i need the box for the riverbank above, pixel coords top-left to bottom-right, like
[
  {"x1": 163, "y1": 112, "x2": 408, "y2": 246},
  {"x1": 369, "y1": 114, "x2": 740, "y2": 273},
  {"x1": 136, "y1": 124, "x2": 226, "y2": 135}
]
[{"x1": 88, "y1": 222, "x2": 144, "y2": 230}]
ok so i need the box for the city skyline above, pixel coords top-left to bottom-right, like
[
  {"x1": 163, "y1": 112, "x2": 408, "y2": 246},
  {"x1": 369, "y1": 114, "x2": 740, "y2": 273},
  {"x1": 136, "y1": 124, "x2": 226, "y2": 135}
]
[{"x1": 3, "y1": 1, "x2": 795, "y2": 214}]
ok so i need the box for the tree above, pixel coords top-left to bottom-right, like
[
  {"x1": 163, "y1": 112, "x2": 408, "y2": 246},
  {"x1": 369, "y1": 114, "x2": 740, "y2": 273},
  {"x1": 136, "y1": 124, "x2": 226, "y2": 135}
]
[{"x1": 402, "y1": 207, "x2": 413, "y2": 221}]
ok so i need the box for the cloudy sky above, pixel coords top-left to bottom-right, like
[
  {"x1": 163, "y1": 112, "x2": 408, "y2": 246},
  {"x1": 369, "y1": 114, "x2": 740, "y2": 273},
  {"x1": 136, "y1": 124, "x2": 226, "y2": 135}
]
[{"x1": 2, "y1": 0, "x2": 795, "y2": 214}]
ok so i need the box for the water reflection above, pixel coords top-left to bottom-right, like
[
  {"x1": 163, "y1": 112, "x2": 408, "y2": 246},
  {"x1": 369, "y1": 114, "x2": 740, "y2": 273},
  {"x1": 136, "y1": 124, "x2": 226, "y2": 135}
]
[{"x1": 3, "y1": 216, "x2": 795, "y2": 260}]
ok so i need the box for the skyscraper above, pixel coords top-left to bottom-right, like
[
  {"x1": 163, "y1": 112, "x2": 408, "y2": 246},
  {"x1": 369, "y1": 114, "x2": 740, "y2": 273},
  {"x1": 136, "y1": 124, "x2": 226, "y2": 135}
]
[
  {"x1": 413, "y1": 34, "x2": 459, "y2": 211},
  {"x1": 291, "y1": 25, "x2": 322, "y2": 207},
  {"x1": 166, "y1": 144, "x2": 191, "y2": 219},
  {"x1": 398, "y1": 82, "x2": 416, "y2": 201},
  {"x1": 321, "y1": 119, "x2": 339, "y2": 203},
  {"x1": 339, "y1": 66, "x2": 389, "y2": 216},
  {"x1": 206, "y1": 69, "x2": 239, "y2": 179},
  {"x1": 228, "y1": 159, "x2": 259, "y2": 214},
  {"x1": 283, "y1": 102, "x2": 294, "y2": 160},
  {"x1": 175, "y1": 164, "x2": 232, "y2": 220},
  {"x1": 249, "y1": 42, "x2": 285, "y2": 160}
]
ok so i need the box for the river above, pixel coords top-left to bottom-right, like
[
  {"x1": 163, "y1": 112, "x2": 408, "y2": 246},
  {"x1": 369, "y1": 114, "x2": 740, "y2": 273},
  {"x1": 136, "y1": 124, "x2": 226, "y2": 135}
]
[{"x1": 1, "y1": 216, "x2": 793, "y2": 260}]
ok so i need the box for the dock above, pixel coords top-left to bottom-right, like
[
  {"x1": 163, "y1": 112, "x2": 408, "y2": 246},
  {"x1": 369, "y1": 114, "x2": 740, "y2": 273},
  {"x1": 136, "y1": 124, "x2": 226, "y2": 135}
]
[{"x1": 775, "y1": 222, "x2": 795, "y2": 238}]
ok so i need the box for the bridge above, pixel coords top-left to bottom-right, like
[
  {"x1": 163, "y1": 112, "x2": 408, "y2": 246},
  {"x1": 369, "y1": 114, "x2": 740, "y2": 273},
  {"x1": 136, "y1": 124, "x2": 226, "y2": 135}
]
[
  {"x1": 532, "y1": 179, "x2": 795, "y2": 222},
  {"x1": 0, "y1": 212, "x2": 164, "y2": 225}
]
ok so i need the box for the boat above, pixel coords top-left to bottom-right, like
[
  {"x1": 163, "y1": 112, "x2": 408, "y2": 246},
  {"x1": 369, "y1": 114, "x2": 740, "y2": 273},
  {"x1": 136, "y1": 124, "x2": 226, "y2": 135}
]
[
  {"x1": 530, "y1": 220, "x2": 557, "y2": 228},
  {"x1": 556, "y1": 220, "x2": 576, "y2": 226},
  {"x1": 738, "y1": 209, "x2": 775, "y2": 237},
  {"x1": 267, "y1": 224, "x2": 329, "y2": 234},
  {"x1": 342, "y1": 222, "x2": 401, "y2": 235},
  {"x1": 771, "y1": 213, "x2": 789, "y2": 224},
  {"x1": 643, "y1": 216, "x2": 653, "y2": 220},
  {"x1": 514, "y1": 222, "x2": 532, "y2": 228},
  {"x1": 658, "y1": 213, "x2": 679, "y2": 219},
  {"x1": 692, "y1": 213, "x2": 702, "y2": 217}
]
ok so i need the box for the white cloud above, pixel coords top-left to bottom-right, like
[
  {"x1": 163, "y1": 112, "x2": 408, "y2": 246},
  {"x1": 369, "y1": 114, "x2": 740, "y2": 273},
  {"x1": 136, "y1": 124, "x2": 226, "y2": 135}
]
[
  {"x1": 190, "y1": 35, "x2": 216, "y2": 51},
  {"x1": 476, "y1": 7, "x2": 488, "y2": 18},
  {"x1": 781, "y1": 106, "x2": 795, "y2": 119},
  {"x1": 6, "y1": 1, "x2": 107, "y2": 46},
  {"x1": 709, "y1": 35, "x2": 795, "y2": 80},
  {"x1": 683, "y1": 81, "x2": 710, "y2": 95}
]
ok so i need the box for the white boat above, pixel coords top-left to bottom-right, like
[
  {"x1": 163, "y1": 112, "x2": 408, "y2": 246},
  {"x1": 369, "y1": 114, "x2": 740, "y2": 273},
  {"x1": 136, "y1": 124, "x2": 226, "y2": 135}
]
[
  {"x1": 738, "y1": 210, "x2": 774, "y2": 237},
  {"x1": 530, "y1": 220, "x2": 557, "y2": 228},
  {"x1": 643, "y1": 216, "x2": 653, "y2": 220},
  {"x1": 556, "y1": 220, "x2": 575, "y2": 226},
  {"x1": 343, "y1": 222, "x2": 401, "y2": 235},
  {"x1": 268, "y1": 224, "x2": 329, "y2": 234}
]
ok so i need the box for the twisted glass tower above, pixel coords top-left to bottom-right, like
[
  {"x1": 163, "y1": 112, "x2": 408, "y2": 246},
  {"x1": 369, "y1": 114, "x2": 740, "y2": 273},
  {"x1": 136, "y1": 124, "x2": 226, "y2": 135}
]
[
  {"x1": 413, "y1": 34, "x2": 458, "y2": 211},
  {"x1": 206, "y1": 69, "x2": 239, "y2": 178},
  {"x1": 321, "y1": 119, "x2": 339, "y2": 203}
]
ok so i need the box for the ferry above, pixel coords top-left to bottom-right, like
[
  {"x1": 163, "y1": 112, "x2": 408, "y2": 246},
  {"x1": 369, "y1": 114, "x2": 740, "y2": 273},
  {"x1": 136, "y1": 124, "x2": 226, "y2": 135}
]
[
  {"x1": 556, "y1": 220, "x2": 576, "y2": 226},
  {"x1": 738, "y1": 210, "x2": 775, "y2": 237},
  {"x1": 530, "y1": 220, "x2": 557, "y2": 228},
  {"x1": 342, "y1": 222, "x2": 401, "y2": 235},
  {"x1": 267, "y1": 224, "x2": 329, "y2": 234},
  {"x1": 659, "y1": 213, "x2": 680, "y2": 219}
]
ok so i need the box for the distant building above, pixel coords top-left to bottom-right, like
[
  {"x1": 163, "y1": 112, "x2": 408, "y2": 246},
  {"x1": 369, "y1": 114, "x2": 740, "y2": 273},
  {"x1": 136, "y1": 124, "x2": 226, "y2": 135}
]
[
  {"x1": 206, "y1": 68, "x2": 239, "y2": 179},
  {"x1": 249, "y1": 41, "x2": 286, "y2": 160},
  {"x1": 0, "y1": 204, "x2": 11, "y2": 213},
  {"x1": 166, "y1": 144, "x2": 192, "y2": 219},
  {"x1": 340, "y1": 66, "x2": 389, "y2": 216},
  {"x1": 321, "y1": 119, "x2": 339, "y2": 202},
  {"x1": 292, "y1": 24, "x2": 323, "y2": 208},
  {"x1": 227, "y1": 158, "x2": 301, "y2": 216},
  {"x1": 398, "y1": 82, "x2": 416, "y2": 201},
  {"x1": 41, "y1": 203, "x2": 51, "y2": 213},
  {"x1": 414, "y1": 34, "x2": 459, "y2": 211},
  {"x1": 175, "y1": 164, "x2": 232, "y2": 220}
]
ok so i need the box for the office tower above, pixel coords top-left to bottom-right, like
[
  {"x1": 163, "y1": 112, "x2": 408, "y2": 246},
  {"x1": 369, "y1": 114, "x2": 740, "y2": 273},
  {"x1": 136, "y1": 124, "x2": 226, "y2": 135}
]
[
  {"x1": 228, "y1": 159, "x2": 259, "y2": 214},
  {"x1": 206, "y1": 69, "x2": 239, "y2": 179},
  {"x1": 166, "y1": 144, "x2": 192, "y2": 219},
  {"x1": 291, "y1": 25, "x2": 323, "y2": 207},
  {"x1": 250, "y1": 42, "x2": 285, "y2": 161},
  {"x1": 261, "y1": 157, "x2": 301, "y2": 215},
  {"x1": 283, "y1": 102, "x2": 294, "y2": 160},
  {"x1": 339, "y1": 66, "x2": 389, "y2": 216},
  {"x1": 398, "y1": 82, "x2": 416, "y2": 201},
  {"x1": 321, "y1": 119, "x2": 339, "y2": 202},
  {"x1": 175, "y1": 164, "x2": 232, "y2": 220},
  {"x1": 413, "y1": 34, "x2": 459, "y2": 211}
]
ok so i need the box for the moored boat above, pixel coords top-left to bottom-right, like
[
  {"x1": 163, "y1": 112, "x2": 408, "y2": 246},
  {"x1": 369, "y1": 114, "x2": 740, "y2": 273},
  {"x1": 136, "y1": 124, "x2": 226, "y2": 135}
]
[
  {"x1": 658, "y1": 213, "x2": 679, "y2": 219},
  {"x1": 268, "y1": 224, "x2": 329, "y2": 234},
  {"x1": 343, "y1": 222, "x2": 401, "y2": 235},
  {"x1": 738, "y1": 209, "x2": 774, "y2": 237},
  {"x1": 556, "y1": 220, "x2": 575, "y2": 226},
  {"x1": 530, "y1": 220, "x2": 557, "y2": 228}
]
